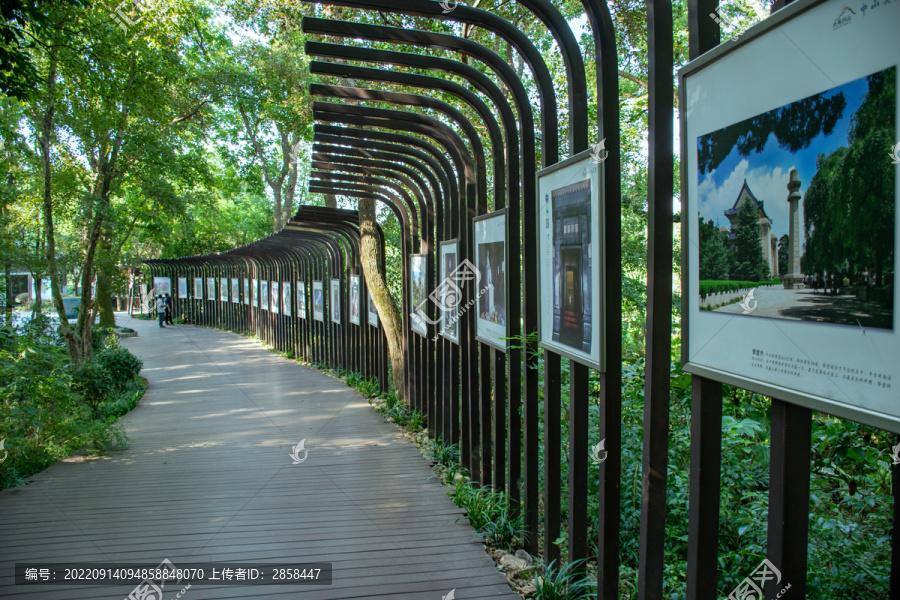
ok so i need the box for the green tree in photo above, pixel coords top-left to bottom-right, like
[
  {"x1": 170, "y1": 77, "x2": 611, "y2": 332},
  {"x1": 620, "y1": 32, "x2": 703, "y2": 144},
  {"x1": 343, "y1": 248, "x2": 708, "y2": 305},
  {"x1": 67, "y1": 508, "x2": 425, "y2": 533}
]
[
  {"x1": 777, "y1": 234, "x2": 789, "y2": 276},
  {"x1": 731, "y1": 199, "x2": 768, "y2": 282},
  {"x1": 698, "y1": 216, "x2": 730, "y2": 280}
]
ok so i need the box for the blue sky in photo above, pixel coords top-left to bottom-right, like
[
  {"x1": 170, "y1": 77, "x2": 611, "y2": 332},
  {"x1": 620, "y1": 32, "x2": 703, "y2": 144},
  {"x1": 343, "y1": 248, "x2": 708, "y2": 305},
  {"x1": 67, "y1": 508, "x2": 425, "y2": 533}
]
[{"x1": 697, "y1": 72, "x2": 875, "y2": 239}]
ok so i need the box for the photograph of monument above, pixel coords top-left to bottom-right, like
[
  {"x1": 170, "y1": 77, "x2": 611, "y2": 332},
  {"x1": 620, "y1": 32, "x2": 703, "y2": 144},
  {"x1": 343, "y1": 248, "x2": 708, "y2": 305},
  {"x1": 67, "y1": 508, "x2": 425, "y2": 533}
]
[
  {"x1": 350, "y1": 275, "x2": 361, "y2": 325},
  {"x1": 297, "y1": 282, "x2": 306, "y2": 318},
  {"x1": 283, "y1": 282, "x2": 292, "y2": 316},
  {"x1": 330, "y1": 279, "x2": 341, "y2": 324},
  {"x1": 178, "y1": 277, "x2": 187, "y2": 299},
  {"x1": 243, "y1": 279, "x2": 250, "y2": 305},
  {"x1": 313, "y1": 281, "x2": 324, "y2": 321},
  {"x1": 477, "y1": 241, "x2": 506, "y2": 327},
  {"x1": 410, "y1": 255, "x2": 428, "y2": 336},
  {"x1": 440, "y1": 240, "x2": 460, "y2": 342},
  {"x1": 260, "y1": 280, "x2": 269, "y2": 310},
  {"x1": 231, "y1": 278, "x2": 239, "y2": 303},
  {"x1": 271, "y1": 281, "x2": 279, "y2": 314},
  {"x1": 368, "y1": 293, "x2": 379, "y2": 328},
  {"x1": 195, "y1": 277, "x2": 203, "y2": 299},
  {"x1": 550, "y1": 179, "x2": 593, "y2": 353},
  {"x1": 251, "y1": 279, "x2": 258, "y2": 307},
  {"x1": 697, "y1": 66, "x2": 895, "y2": 330}
]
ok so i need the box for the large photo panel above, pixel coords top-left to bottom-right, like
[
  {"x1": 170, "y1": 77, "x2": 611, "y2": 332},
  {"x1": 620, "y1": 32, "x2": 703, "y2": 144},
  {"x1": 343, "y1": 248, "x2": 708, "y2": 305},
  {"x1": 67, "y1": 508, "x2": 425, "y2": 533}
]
[
  {"x1": 680, "y1": 0, "x2": 899, "y2": 431},
  {"x1": 536, "y1": 151, "x2": 605, "y2": 370},
  {"x1": 410, "y1": 254, "x2": 428, "y2": 337},
  {"x1": 330, "y1": 279, "x2": 341, "y2": 324},
  {"x1": 312, "y1": 280, "x2": 324, "y2": 322},
  {"x1": 439, "y1": 239, "x2": 461, "y2": 344},
  {"x1": 474, "y1": 211, "x2": 509, "y2": 350},
  {"x1": 349, "y1": 274, "x2": 361, "y2": 326}
]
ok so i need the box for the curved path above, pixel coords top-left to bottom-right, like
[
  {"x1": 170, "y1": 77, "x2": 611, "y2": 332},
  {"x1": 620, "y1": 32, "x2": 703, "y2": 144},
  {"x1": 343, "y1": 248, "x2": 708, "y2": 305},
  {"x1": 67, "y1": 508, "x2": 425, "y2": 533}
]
[{"x1": 0, "y1": 314, "x2": 518, "y2": 600}]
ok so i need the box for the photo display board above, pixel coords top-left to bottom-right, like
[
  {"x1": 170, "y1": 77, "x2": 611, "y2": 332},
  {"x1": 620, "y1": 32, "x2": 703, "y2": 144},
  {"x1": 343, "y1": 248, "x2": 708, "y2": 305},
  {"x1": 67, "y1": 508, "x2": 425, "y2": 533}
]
[
  {"x1": 153, "y1": 277, "x2": 171, "y2": 296},
  {"x1": 260, "y1": 280, "x2": 269, "y2": 311},
  {"x1": 271, "y1": 281, "x2": 280, "y2": 314},
  {"x1": 243, "y1": 279, "x2": 250, "y2": 305},
  {"x1": 368, "y1": 293, "x2": 379, "y2": 328},
  {"x1": 251, "y1": 279, "x2": 258, "y2": 307},
  {"x1": 679, "y1": 0, "x2": 899, "y2": 432},
  {"x1": 474, "y1": 211, "x2": 509, "y2": 351},
  {"x1": 283, "y1": 282, "x2": 292, "y2": 317},
  {"x1": 349, "y1": 275, "x2": 361, "y2": 326},
  {"x1": 409, "y1": 254, "x2": 429, "y2": 337},
  {"x1": 330, "y1": 279, "x2": 341, "y2": 324},
  {"x1": 536, "y1": 150, "x2": 605, "y2": 370},
  {"x1": 439, "y1": 240, "x2": 461, "y2": 344},
  {"x1": 231, "y1": 278, "x2": 239, "y2": 303},
  {"x1": 298, "y1": 281, "x2": 307, "y2": 319},
  {"x1": 206, "y1": 277, "x2": 215, "y2": 300},
  {"x1": 194, "y1": 277, "x2": 203, "y2": 298},
  {"x1": 220, "y1": 278, "x2": 228, "y2": 302},
  {"x1": 178, "y1": 278, "x2": 187, "y2": 299},
  {"x1": 313, "y1": 281, "x2": 324, "y2": 322}
]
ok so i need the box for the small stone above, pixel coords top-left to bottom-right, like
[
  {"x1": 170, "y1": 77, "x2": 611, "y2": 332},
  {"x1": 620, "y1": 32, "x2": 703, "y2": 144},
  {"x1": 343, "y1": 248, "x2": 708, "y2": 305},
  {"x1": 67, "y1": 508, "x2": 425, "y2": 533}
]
[
  {"x1": 515, "y1": 549, "x2": 533, "y2": 565},
  {"x1": 500, "y1": 554, "x2": 529, "y2": 570}
]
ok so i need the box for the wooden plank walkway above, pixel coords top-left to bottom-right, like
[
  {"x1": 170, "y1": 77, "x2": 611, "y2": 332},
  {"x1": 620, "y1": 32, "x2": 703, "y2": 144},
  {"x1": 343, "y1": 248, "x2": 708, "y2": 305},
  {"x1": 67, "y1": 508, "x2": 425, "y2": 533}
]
[{"x1": 0, "y1": 314, "x2": 519, "y2": 600}]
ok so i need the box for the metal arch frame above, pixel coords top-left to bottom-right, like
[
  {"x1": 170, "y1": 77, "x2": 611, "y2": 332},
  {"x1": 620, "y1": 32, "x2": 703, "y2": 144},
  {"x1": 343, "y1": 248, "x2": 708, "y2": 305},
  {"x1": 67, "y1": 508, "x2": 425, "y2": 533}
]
[{"x1": 301, "y1": 16, "x2": 539, "y2": 534}]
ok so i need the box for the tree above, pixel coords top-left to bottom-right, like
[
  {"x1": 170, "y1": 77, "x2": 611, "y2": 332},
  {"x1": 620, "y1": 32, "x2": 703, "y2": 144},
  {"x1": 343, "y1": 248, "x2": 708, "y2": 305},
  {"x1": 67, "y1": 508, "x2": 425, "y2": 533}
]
[
  {"x1": 698, "y1": 216, "x2": 730, "y2": 280},
  {"x1": 777, "y1": 234, "x2": 789, "y2": 276},
  {"x1": 731, "y1": 200, "x2": 768, "y2": 282}
]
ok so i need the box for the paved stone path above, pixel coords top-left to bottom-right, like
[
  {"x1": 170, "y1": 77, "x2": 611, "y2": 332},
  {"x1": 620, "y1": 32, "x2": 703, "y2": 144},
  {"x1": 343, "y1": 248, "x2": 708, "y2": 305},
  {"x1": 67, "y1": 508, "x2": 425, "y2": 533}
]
[
  {"x1": 0, "y1": 314, "x2": 518, "y2": 600},
  {"x1": 712, "y1": 287, "x2": 893, "y2": 330}
]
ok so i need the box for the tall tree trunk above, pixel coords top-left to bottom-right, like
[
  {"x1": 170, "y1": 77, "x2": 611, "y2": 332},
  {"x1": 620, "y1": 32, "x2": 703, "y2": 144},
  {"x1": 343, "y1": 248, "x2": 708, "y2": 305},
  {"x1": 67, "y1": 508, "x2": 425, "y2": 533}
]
[
  {"x1": 96, "y1": 272, "x2": 115, "y2": 326},
  {"x1": 37, "y1": 50, "x2": 81, "y2": 365},
  {"x1": 358, "y1": 197, "x2": 406, "y2": 401}
]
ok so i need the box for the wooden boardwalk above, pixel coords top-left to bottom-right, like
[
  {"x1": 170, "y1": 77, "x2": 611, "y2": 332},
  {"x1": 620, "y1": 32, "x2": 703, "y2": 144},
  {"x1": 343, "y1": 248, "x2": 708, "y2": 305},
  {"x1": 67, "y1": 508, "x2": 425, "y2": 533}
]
[{"x1": 0, "y1": 315, "x2": 519, "y2": 600}]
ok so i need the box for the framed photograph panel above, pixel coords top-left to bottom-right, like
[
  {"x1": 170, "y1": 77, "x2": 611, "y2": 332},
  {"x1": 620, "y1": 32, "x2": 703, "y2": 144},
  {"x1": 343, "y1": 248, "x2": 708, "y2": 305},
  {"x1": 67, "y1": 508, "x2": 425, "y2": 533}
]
[
  {"x1": 283, "y1": 282, "x2": 292, "y2": 317},
  {"x1": 153, "y1": 277, "x2": 171, "y2": 296},
  {"x1": 313, "y1": 281, "x2": 324, "y2": 322},
  {"x1": 177, "y1": 277, "x2": 187, "y2": 299},
  {"x1": 260, "y1": 280, "x2": 269, "y2": 311},
  {"x1": 680, "y1": 0, "x2": 899, "y2": 431},
  {"x1": 536, "y1": 149, "x2": 605, "y2": 370},
  {"x1": 271, "y1": 281, "x2": 280, "y2": 314},
  {"x1": 194, "y1": 277, "x2": 203, "y2": 299},
  {"x1": 206, "y1": 277, "x2": 215, "y2": 301},
  {"x1": 368, "y1": 292, "x2": 379, "y2": 328},
  {"x1": 298, "y1": 282, "x2": 307, "y2": 319},
  {"x1": 349, "y1": 274, "x2": 361, "y2": 326},
  {"x1": 474, "y1": 210, "x2": 509, "y2": 351},
  {"x1": 231, "y1": 278, "x2": 239, "y2": 303},
  {"x1": 409, "y1": 254, "x2": 429, "y2": 337},
  {"x1": 220, "y1": 278, "x2": 228, "y2": 302},
  {"x1": 330, "y1": 278, "x2": 341, "y2": 324},
  {"x1": 251, "y1": 279, "x2": 258, "y2": 307},
  {"x1": 439, "y1": 239, "x2": 461, "y2": 344}
]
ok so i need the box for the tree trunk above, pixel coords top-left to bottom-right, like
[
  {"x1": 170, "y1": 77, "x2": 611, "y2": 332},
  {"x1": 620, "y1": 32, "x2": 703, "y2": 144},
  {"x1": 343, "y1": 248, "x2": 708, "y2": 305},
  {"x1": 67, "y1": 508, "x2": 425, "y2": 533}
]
[
  {"x1": 37, "y1": 50, "x2": 81, "y2": 366},
  {"x1": 358, "y1": 197, "x2": 406, "y2": 402},
  {"x1": 97, "y1": 272, "x2": 115, "y2": 326}
]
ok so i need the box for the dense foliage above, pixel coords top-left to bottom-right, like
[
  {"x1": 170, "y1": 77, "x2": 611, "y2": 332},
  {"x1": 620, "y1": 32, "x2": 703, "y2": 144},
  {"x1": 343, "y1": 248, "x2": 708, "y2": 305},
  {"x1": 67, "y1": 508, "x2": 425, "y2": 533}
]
[{"x1": 0, "y1": 316, "x2": 145, "y2": 490}]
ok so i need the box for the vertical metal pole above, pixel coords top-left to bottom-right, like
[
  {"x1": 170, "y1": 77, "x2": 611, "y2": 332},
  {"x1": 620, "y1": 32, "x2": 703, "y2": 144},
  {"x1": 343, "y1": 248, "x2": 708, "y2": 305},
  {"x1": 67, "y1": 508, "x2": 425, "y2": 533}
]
[
  {"x1": 568, "y1": 361, "x2": 590, "y2": 565},
  {"x1": 543, "y1": 352, "x2": 562, "y2": 564}
]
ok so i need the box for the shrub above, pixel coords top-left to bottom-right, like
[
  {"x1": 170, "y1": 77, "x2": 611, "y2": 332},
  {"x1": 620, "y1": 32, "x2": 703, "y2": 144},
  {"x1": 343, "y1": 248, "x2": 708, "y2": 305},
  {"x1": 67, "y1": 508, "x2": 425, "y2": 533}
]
[
  {"x1": 71, "y1": 362, "x2": 115, "y2": 408},
  {"x1": 96, "y1": 339, "x2": 143, "y2": 385}
]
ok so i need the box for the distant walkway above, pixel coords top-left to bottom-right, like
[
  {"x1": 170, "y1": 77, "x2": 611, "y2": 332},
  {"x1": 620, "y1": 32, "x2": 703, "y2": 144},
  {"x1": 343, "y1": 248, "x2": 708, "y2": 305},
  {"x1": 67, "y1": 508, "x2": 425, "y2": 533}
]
[{"x1": 0, "y1": 314, "x2": 517, "y2": 600}]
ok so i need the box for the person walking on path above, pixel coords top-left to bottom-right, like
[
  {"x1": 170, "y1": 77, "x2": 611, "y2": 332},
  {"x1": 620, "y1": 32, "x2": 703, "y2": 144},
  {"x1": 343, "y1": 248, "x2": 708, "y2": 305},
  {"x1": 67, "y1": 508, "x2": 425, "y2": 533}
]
[
  {"x1": 156, "y1": 295, "x2": 167, "y2": 328},
  {"x1": 164, "y1": 293, "x2": 173, "y2": 325}
]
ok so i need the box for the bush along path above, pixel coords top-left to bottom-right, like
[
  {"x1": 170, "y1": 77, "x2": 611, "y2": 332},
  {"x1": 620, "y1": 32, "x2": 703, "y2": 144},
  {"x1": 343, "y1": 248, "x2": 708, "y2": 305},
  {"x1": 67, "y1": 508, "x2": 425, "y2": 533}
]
[{"x1": 0, "y1": 315, "x2": 146, "y2": 490}]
